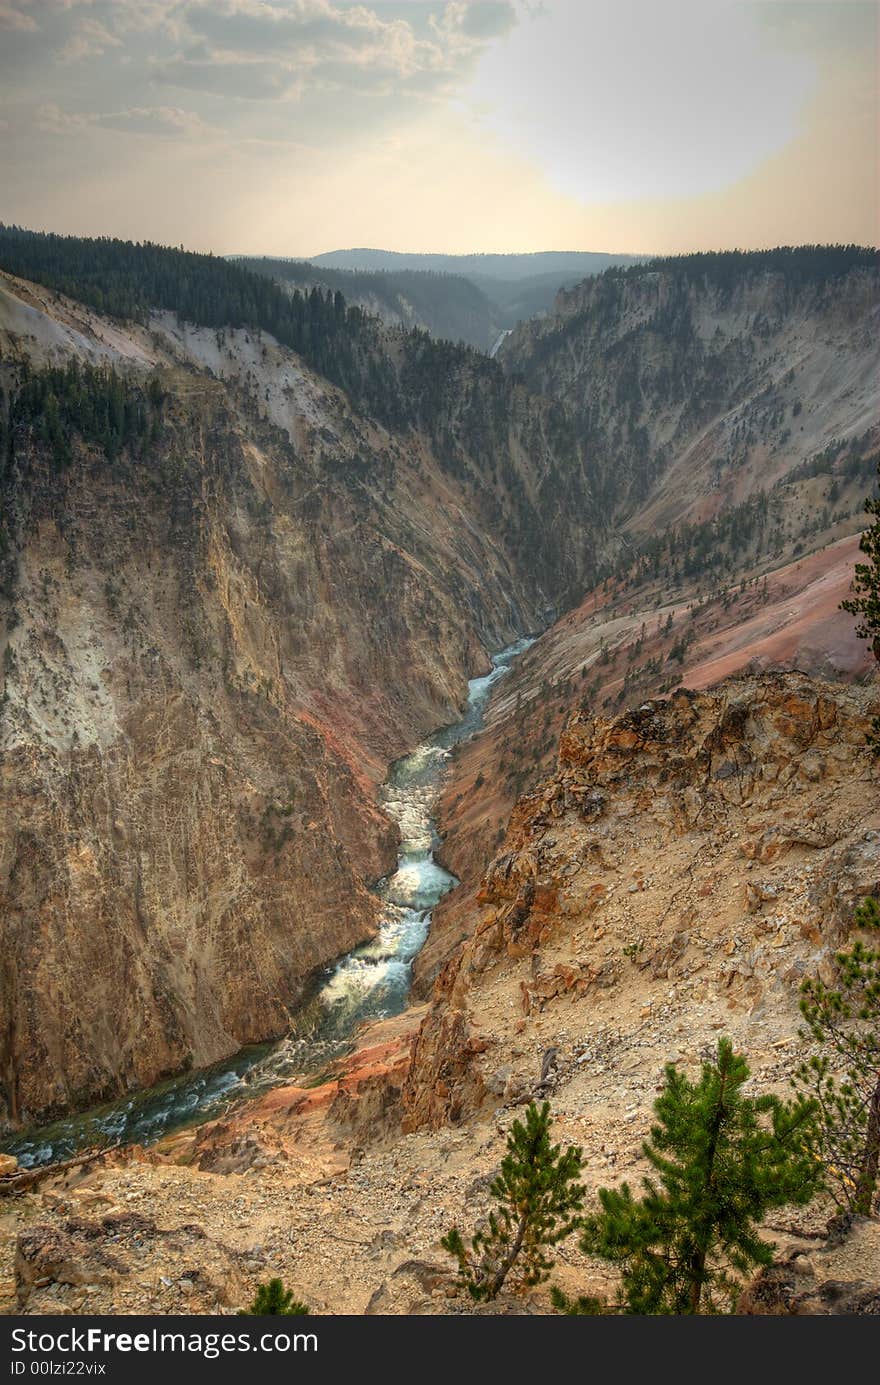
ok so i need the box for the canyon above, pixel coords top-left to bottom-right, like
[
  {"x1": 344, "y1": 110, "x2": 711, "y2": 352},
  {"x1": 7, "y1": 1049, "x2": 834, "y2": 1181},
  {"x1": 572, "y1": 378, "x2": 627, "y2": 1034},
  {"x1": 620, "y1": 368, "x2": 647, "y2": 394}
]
[
  {"x1": 0, "y1": 238, "x2": 878, "y2": 1314},
  {"x1": 0, "y1": 242, "x2": 599, "y2": 1126},
  {"x1": 2, "y1": 671, "x2": 878, "y2": 1314}
]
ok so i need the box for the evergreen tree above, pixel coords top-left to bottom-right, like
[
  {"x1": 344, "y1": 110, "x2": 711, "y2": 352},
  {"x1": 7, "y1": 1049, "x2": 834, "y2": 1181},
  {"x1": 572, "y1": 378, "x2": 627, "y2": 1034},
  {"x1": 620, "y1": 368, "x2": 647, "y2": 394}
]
[
  {"x1": 792, "y1": 897, "x2": 880, "y2": 1215},
  {"x1": 1, "y1": 360, "x2": 160, "y2": 470},
  {"x1": 841, "y1": 458, "x2": 880, "y2": 748},
  {"x1": 441, "y1": 1101, "x2": 585, "y2": 1301},
  {"x1": 578, "y1": 1039, "x2": 820, "y2": 1314},
  {"x1": 239, "y1": 1279, "x2": 309, "y2": 1315}
]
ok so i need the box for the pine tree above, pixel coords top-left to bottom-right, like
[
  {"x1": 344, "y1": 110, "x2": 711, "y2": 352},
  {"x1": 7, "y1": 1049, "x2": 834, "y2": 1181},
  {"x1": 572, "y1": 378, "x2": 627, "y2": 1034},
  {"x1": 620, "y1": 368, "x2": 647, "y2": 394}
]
[
  {"x1": 841, "y1": 458, "x2": 880, "y2": 748},
  {"x1": 239, "y1": 1279, "x2": 309, "y2": 1315},
  {"x1": 441, "y1": 1101, "x2": 585, "y2": 1301},
  {"x1": 578, "y1": 1039, "x2": 820, "y2": 1313},
  {"x1": 792, "y1": 897, "x2": 880, "y2": 1215}
]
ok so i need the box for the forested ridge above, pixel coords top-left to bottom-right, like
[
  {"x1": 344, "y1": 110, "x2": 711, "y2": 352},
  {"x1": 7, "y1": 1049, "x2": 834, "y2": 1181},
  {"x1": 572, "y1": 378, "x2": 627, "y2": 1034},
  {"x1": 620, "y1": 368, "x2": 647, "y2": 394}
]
[
  {"x1": 605, "y1": 244, "x2": 879, "y2": 291},
  {"x1": 0, "y1": 224, "x2": 561, "y2": 451},
  {"x1": 0, "y1": 223, "x2": 503, "y2": 425},
  {"x1": 0, "y1": 224, "x2": 598, "y2": 604},
  {"x1": 0, "y1": 222, "x2": 407, "y2": 419},
  {"x1": 236, "y1": 255, "x2": 496, "y2": 348}
]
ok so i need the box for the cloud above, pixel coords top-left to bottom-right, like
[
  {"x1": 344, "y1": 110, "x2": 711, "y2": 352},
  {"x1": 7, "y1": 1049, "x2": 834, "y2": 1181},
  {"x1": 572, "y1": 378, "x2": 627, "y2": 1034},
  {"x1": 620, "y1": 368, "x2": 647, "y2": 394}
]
[
  {"x1": 60, "y1": 15, "x2": 122, "y2": 60},
  {"x1": 0, "y1": 2, "x2": 38, "y2": 30},
  {"x1": 35, "y1": 101, "x2": 221, "y2": 138},
  {"x1": 445, "y1": 1, "x2": 517, "y2": 40},
  {"x1": 153, "y1": 54, "x2": 294, "y2": 101},
  {"x1": 99, "y1": 105, "x2": 221, "y2": 137},
  {"x1": 35, "y1": 101, "x2": 89, "y2": 133},
  {"x1": 1, "y1": 1, "x2": 521, "y2": 150},
  {"x1": 152, "y1": 0, "x2": 516, "y2": 101}
]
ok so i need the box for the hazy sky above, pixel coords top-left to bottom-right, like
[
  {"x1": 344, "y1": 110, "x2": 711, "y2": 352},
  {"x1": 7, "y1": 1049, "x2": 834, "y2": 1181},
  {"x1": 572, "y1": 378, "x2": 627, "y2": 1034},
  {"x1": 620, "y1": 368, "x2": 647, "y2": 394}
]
[{"x1": 0, "y1": 0, "x2": 876, "y2": 254}]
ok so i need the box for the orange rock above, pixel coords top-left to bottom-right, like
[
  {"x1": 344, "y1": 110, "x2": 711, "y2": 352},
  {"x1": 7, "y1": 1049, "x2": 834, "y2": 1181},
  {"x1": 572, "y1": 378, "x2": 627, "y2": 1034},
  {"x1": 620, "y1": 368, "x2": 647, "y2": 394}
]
[{"x1": 608, "y1": 727, "x2": 643, "y2": 751}]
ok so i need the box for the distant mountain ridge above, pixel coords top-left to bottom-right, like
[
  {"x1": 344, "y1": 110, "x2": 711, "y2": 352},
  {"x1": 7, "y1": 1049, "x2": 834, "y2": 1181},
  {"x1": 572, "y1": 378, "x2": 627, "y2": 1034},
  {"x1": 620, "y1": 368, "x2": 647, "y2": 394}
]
[
  {"x1": 230, "y1": 248, "x2": 646, "y2": 349},
  {"x1": 308, "y1": 248, "x2": 644, "y2": 280},
  {"x1": 233, "y1": 255, "x2": 503, "y2": 351}
]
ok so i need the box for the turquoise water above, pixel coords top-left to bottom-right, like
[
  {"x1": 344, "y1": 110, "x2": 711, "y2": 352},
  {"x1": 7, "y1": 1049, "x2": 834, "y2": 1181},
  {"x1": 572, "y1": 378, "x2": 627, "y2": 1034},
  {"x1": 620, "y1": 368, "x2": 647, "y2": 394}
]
[{"x1": 2, "y1": 637, "x2": 532, "y2": 1168}]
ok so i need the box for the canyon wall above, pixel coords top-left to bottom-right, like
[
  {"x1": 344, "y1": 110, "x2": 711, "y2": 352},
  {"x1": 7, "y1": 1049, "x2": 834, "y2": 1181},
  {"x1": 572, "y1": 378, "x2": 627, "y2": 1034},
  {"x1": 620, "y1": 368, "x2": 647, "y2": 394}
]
[
  {"x1": 404, "y1": 673, "x2": 880, "y2": 1131},
  {"x1": 422, "y1": 255, "x2": 880, "y2": 983},
  {"x1": 1, "y1": 246, "x2": 878, "y2": 1129},
  {"x1": 0, "y1": 270, "x2": 590, "y2": 1126},
  {"x1": 500, "y1": 254, "x2": 879, "y2": 533}
]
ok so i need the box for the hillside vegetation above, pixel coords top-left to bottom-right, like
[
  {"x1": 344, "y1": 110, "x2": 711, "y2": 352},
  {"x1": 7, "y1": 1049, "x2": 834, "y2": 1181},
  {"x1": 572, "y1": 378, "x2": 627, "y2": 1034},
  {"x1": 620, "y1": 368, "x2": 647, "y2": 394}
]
[{"x1": 235, "y1": 256, "x2": 502, "y2": 352}]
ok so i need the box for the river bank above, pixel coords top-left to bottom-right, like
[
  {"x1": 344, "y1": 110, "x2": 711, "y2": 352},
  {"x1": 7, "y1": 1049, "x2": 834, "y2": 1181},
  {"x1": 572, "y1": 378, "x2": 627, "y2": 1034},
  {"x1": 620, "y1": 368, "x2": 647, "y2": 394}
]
[{"x1": 1, "y1": 638, "x2": 532, "y2": 1170}]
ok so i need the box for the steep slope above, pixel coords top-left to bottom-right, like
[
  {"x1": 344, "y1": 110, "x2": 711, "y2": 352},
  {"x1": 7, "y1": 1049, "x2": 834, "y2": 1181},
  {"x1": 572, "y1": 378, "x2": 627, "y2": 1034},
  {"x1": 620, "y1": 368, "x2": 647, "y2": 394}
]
[
  {"x1": 234, "y1": 258, "x2": 502, "y2": 352},
  {"x1": 0, "y1": 251, "x2": 600, "y2": 1129},
  {"x1": 418, "y1": 248, "x2": 880, "y2": 981},
  {"x1": 3, "y1": 672, "x2": 876, "y2": 1317},
  {"x1": 500, "y1": 247, "x2": 879, "y2": 529},
  {"x1": 425, "y1": 498, "x2": 878, "y2": 991},
  {"x1": 404, "y1": 673, "x2": 880, "y2": 1133}
]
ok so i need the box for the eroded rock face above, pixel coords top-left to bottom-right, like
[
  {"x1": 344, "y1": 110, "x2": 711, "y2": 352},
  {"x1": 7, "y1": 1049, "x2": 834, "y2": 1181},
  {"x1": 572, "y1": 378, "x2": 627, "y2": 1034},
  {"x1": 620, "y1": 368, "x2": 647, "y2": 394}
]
[
  {"x1": 14, "y1": 1210, "x2": 247, "y2": 1313},
  {"x1": 0, "y1": 410, "x2": 398, "y2": 1124},
  {"x1": 500, "y1": 261, "x2": 880, "y2": 531},
  {"x1": 402, "y1": 672, "x2": 880, "y2": 1131},
  {"x1": 0, "y1": 276, "x2": 576, "y2": 1128}
]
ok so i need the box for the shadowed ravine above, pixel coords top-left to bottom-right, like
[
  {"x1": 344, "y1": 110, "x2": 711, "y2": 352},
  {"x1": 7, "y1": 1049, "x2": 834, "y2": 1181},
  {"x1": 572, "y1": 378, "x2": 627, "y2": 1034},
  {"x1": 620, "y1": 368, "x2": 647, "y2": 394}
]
[{"x1": 2, "y1": 638, "x2": 532, "y2": 1169}]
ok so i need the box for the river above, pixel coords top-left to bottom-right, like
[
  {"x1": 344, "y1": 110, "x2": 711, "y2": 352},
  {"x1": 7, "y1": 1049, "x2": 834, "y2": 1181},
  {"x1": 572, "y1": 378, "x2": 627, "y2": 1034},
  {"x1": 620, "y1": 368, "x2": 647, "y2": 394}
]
[{"x1": 2, "y1": 637, "x2": 532, "y2": 1169}]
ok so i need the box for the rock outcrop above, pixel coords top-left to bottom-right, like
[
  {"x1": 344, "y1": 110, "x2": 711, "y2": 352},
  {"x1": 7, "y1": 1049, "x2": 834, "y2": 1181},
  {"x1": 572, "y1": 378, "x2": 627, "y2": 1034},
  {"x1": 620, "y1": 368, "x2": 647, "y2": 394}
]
[
  {"x1": 14, "y1": 1206, "x2": 249, "y2": 1315},
  {"x1": 403, "y1": 672, "x2": 880, "y2": 1131},
  {"x1": 432, "y1": 254, "x2": 879, "y2": 980}
]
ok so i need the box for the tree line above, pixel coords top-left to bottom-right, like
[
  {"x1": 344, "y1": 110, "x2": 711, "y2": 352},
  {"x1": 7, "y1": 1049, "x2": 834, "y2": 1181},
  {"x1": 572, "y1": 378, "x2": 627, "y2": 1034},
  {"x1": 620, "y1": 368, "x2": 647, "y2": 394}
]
[
  {"x1": 0, "y1": 359, "x2": 163, "y2": 473},
  {"x1": 0, "y1": 225, "x2": 594, "y2": 591},
  {"x1": 607, "y1": 244, "x2": 879, "y2": 294}
]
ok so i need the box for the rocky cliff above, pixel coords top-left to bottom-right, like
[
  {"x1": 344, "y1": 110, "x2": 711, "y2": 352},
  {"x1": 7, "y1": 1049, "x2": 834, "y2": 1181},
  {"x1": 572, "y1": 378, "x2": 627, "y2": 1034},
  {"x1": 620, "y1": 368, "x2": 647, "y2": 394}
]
[
  {"x1": 501, "y1": 250, "x2": 878, "y2": 534},
  {"x1": 3, "y1": 670, "x2": 876, "y2": 1317},
  {"x1": 0, "y1": 263, "x2": 596, "y2": 1128},
  {"x1": 423, "y1": 523, "x2": 877, "y2": 994},
  {"x1": 403, "y1": 672, "x2": 880, "y2": 1131},
  {"x1": 427, "y1": 250, "x2": 880, "y2": 971}
]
